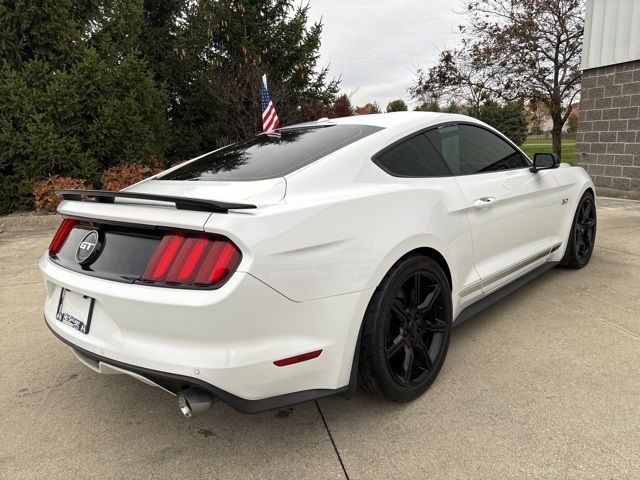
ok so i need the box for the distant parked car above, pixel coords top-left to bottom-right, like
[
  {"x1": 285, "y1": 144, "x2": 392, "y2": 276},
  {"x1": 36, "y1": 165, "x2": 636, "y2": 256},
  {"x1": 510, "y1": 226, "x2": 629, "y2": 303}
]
[{"x1": 41, "y1": 112, "x2": 596, "y2": 416}]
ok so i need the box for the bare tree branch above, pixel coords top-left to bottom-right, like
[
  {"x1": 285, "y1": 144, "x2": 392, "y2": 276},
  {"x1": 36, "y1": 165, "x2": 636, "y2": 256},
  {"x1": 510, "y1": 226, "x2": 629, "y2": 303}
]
[{"x1": 418, "y1": 0, "x2": 586, "y2": 159}]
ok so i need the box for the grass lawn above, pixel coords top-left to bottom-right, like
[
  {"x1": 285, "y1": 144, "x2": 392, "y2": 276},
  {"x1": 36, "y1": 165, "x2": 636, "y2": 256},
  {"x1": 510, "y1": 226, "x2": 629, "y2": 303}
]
[{"x1": 520, "y1": 137, "x2": 576, "y2": 164}]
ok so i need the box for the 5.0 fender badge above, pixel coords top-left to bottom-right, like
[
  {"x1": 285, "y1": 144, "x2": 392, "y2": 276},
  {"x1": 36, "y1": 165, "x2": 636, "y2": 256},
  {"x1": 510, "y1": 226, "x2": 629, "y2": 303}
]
[{"x1": 75, "y1": 230, "x2": 102, "y2": 265}]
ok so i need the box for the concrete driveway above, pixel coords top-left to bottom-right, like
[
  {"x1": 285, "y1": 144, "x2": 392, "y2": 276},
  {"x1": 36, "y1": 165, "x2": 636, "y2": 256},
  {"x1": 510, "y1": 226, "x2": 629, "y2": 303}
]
[{"x1": 1, "y1": 197, "x2": 639, "y2": 479}]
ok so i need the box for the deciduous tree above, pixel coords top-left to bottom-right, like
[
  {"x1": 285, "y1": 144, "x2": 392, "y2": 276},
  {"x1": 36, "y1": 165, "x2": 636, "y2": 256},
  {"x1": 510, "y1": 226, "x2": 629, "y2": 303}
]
[
  {"x1": 567, "y1": 108, "x2": 579, "y2": 134},
  {"x1": 460, "y1": 0, "x2": 584, "y2": 159},
  {"x1": 411, "y1": 0, "x2": 584, "y2": 159},
  {"x1": 410, "y1": 40, "x2": 501, "y2": 117},
  {"x1": 355, "y1": 102, "x2": 381, "y2": 115}
]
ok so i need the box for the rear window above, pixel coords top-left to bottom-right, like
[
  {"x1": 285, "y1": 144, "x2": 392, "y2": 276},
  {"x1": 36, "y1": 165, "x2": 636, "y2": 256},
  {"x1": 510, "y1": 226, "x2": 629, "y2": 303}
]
[{"x1": 160, "y1": 124, "x2": 383, "y2": 181}]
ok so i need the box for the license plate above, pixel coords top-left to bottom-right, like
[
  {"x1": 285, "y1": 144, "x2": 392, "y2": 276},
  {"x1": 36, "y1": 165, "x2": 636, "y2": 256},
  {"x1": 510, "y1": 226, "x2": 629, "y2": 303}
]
[{"x1": 56, "y1": 288, "x2": 95, "y2": 334}]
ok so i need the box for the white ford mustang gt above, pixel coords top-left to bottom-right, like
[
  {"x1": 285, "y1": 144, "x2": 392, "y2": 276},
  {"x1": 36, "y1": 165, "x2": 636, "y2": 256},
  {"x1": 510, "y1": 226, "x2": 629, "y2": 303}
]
[{"x1": 40, "y1": 112, "x2": 596, "y2": 416}]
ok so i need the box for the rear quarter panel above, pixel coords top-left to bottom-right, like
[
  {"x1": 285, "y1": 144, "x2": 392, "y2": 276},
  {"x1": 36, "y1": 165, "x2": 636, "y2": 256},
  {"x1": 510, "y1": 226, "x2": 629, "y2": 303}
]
[{"x1": 204, "y1": 180, "x2": 476, "y2": 305}]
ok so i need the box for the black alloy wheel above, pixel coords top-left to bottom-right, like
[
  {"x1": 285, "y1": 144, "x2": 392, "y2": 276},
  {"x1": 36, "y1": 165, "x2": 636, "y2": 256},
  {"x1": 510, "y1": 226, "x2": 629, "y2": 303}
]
[
  {"x1": 575, "y1": 196, "x2": 596, "y2": 263},
  {"x1": 385, "y1": 272, "x2": 448, "y2": 387},
  {"x1": 359, "y1": 256, "x2": 452, "y2": 402},
  {"x1": 562, "y1": 191, "x2": 597, "y2": 269}
]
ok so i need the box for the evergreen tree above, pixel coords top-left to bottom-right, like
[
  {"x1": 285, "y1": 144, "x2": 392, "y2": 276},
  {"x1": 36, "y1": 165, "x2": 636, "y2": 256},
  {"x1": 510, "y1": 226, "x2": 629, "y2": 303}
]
[
  {"x1": 386, "y1": 99, "x2": 408, "y2": 112},
  {"x1": 163, "y1": 0, "x2": 339, "y2": 159},
  {"x1": 0, "y1": 0, "x2": 338, "y2": 213},
  {"x1": 477, "y1": 101, "x2": 528, "y2": 146},
  {"x1": 0, "y1": 0, "x2": 168, "y2": 213},
  {"x1": 332, "y1": 95, "x2": 353, "y2": 117}
]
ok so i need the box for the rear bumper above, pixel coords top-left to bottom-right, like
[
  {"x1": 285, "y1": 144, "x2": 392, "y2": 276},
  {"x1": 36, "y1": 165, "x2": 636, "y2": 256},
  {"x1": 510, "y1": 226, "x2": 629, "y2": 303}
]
[
  {"x1": 45, "y1": 321, "x2": 349, "y2": 413},
  {"x1": 40, "y1": 254, "x2": 371, "y2": 408}
]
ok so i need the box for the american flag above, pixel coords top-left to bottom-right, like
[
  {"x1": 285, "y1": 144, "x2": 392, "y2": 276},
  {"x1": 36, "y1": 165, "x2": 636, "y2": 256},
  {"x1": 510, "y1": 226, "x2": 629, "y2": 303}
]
[{"x1": 260, "y1": 75, "x2": 280, "y2": 137}]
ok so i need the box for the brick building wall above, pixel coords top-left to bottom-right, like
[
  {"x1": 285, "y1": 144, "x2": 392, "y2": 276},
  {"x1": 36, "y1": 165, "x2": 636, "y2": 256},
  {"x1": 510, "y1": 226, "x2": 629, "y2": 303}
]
[{"x1": 575, "y1": 59, "x2": 640, "y2": 200}]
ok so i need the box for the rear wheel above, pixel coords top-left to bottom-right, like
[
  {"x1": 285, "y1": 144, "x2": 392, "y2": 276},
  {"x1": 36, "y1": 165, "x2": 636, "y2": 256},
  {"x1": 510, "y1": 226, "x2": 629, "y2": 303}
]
[
  {"x1": 358, "y1": 256, "x2": 452, "y2": 402},
  {"x1": 561, "y1": 191, "x2": 596, "y2": 269}
]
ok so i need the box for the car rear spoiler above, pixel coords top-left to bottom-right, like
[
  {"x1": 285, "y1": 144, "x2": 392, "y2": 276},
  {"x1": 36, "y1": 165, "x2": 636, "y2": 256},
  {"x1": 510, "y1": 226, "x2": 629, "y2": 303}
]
[{"x1": 56, "y1": 189, "x2": 257, "y2": 214}]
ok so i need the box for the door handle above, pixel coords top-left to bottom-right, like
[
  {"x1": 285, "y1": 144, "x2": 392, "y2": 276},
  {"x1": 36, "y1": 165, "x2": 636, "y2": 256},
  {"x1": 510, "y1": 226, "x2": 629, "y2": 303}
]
[{"x1": 474, "y1": 197, "x2": 496, "y2": 209}]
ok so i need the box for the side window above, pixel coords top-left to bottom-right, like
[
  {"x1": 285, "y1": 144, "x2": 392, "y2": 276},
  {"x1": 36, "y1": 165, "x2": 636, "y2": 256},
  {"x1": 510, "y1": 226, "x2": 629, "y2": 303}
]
[
  {"x1": 375, "y1": 134, "x2": 451, "y2": 177},
  {"x1": 425, "y1": 125, "x2": 526, "y2": 175}
]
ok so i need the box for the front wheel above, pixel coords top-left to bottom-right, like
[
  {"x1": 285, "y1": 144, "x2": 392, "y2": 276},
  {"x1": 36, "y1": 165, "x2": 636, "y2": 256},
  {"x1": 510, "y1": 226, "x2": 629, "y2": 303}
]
[
  {"x1": 358, "y1": 256, "x2": 452, "y2": 402},
  {"x1": 561, "y1": 191, "x2": 597, "y2": 269}
]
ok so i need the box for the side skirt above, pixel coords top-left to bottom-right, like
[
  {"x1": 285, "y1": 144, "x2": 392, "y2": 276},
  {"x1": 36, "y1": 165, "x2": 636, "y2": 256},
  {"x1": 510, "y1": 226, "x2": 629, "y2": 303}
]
[{"x1": 453, "y1": 261, "x2": 559, "y2": 327}]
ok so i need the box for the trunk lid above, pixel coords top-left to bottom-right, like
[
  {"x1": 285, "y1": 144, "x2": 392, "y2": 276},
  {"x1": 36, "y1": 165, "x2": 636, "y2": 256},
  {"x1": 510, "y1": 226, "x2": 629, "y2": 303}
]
[{"x1": 126, "y1": 178, "x2": 286, "y2": 205}]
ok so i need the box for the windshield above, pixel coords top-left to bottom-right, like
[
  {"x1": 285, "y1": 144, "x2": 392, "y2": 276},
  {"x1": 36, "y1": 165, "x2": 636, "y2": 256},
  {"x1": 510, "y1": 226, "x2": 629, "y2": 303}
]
[{"x1": 160, "y1": 124, "x2": 383, "y2": 181}]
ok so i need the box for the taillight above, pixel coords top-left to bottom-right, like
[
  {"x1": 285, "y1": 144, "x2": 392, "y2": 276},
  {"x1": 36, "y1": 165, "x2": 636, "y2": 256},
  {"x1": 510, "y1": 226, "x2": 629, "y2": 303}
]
[
  {"x1": 49, "y1": 218, "x2": 78, "y2": 256},
  {"x1": 141, "y1": 233, "x2": 241, "y2": 288}
]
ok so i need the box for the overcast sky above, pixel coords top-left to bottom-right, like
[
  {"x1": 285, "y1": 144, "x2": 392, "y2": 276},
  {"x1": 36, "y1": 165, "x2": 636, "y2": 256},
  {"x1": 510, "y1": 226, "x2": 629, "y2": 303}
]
[{"x1": 307, "y1": 0, "x2": 464, "y2": 110}]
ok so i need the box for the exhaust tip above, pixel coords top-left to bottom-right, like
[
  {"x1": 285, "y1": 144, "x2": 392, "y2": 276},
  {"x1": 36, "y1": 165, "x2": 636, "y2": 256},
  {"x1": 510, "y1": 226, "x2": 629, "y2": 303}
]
[{"x1": 177, "y1": 387, "x2": 213, "y2": 418}]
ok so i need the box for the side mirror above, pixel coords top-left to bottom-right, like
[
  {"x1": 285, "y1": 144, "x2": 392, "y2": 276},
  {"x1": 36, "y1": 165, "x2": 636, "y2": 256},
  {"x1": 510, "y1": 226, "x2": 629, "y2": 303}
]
[{"x1": 530, "y1": 152, "x2": 559, "y2": 173}]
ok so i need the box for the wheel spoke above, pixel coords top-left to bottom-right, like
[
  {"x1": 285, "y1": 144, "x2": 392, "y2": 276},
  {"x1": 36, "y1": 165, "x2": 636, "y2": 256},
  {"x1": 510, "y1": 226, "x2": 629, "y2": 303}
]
[
  {"x1": 578, "y1": 200, "x2": 595, "y2": 256},
  {"x1": 585, "y1": 228, "x2": 594, "y2": 245},
  {"x1": 401, "y1": 345, "x2": 414, "y2": 384},
  {"x1": 391, "y1": 301, "x2": 409, "y2": 323},
  {"x1": 386, "y1": 334, "x2": 405, "y2": 359},
  {"x1": 576, "y1": 236, "x2": 585, "y2": 256},
  {"x1": 414, "y1": 339, "x2": 432, "y2": 372},
  {"x1": 417, "y1": 284, "x2": 441, "y2": 313},
  {"x1": 411, "y1": 274, "x2": 421, "y2": 307},
  {"x1": 581, "y1": 202, "x2": 590, "y2": 222},
  {"x1": 423, "y1": 317, "x2": 447, "y2": 333}
]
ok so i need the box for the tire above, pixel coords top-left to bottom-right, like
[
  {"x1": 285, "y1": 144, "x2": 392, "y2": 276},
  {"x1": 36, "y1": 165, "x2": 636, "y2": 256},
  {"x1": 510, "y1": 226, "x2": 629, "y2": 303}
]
[
  {"x1": 358, "y1": 255, "x2": 452, "y2": 402},
  {"x1": 561, "y1": 191, "x2": 597, "y2": 269}
]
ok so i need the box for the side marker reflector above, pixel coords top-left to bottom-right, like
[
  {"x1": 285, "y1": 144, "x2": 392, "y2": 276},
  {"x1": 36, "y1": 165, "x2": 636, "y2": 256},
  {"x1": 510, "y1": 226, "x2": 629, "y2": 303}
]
[{"x1": 273, "y1": 350, "x2": 323, "y2": 367}]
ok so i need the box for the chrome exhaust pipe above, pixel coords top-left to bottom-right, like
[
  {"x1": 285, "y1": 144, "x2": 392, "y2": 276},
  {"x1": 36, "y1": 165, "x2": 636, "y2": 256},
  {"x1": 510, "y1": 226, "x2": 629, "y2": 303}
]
[{"x1": 177, "y1": 387, "x2": 213, "y2": 418}]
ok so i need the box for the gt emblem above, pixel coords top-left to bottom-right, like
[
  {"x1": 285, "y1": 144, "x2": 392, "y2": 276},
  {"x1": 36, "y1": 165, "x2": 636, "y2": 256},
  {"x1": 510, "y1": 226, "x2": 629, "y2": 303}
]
[{"x1": 75, "y1": 230, "x2": 101, "y2": 265}]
